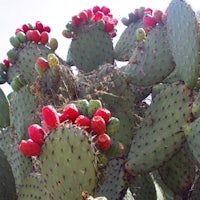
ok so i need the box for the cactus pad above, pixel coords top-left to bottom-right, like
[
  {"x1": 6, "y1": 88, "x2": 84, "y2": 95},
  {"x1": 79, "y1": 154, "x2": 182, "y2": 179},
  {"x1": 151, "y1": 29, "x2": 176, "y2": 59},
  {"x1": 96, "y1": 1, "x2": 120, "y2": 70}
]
[
  {"x1": 167, "y1": 0, "x2": 200, "y2": 88},
  {"x1": 123, "y1": 24, "x2": 175, "y2": 87},
  {"x1": 125, "y1": 82, "x2": 192, "y2": 174},
  {"x1": 39, "y1": 125, "x2": 97, "y2": 200},
  {"x1": 18, "y1": 172, "x2": 49, "y2": 200}
]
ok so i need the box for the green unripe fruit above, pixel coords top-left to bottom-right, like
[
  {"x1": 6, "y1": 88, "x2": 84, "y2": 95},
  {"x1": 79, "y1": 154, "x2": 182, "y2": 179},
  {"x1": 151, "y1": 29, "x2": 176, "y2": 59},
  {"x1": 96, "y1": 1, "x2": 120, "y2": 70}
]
[
  {"x1": 49, "y1": 38, "x2": 58, "y2": 51},
  {"x1": 7, "y1": 49, "x2": 17, "y2": 64},
  {"x1": 106, "y1": 117, "x2": 120, "y2": 135},
  {"x1": 88, "y1": 99, "x2": 102, "y2": 118},
  {"x1": 10, "y1": 75, "x2": 25, "y2": 92},
  {"x1": 76, "y1": 99, "x2": 89, "y2": 116},
  {"x1": 97, "y1": 19, "x2": 105, "y2": 31},
  {"x1": 9, "y1": 36, "x2": 20, "y2": 48},
  {"x1": 16, "y1": 31, "x2": 26, "y2": 43},
  {"x1": 135, "y1": 28, "x2": 146, "y2": 41}
]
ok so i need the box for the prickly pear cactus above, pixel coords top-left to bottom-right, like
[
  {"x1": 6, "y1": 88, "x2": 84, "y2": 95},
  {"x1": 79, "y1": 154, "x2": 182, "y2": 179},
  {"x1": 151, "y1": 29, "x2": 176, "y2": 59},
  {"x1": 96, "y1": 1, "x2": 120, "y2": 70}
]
[{"x1": 0, "y1": 0, "x2": 200, "y2": 199}]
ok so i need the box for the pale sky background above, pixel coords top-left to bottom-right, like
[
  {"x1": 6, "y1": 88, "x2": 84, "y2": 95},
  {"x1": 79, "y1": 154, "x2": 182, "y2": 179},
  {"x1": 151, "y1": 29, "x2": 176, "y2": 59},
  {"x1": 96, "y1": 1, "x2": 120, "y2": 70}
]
[{"x1": 0, "y1": 0, "x2": 199, "y2": 94}]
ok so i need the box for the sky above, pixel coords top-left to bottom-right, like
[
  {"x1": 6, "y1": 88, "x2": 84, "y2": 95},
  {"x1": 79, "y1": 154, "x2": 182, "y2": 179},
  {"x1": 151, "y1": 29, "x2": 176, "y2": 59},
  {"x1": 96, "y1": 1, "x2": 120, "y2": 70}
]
[{"x1": 0, "y1": 0, "x2": 199, "y2": 94}]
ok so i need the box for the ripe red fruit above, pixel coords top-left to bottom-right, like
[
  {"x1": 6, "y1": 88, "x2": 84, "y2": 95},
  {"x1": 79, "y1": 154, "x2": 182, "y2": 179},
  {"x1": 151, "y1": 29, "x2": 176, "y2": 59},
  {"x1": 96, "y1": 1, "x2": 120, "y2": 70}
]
[
  {"x1": 43, "y1": 26, "x2": 51, "y2": 33},
  {"x1": 94, "y1": 11, "x2": 104, "y2": 22},
  {"x1": 96, "y1": 133, "x2": 111, "y2": 151},
  {"x1": 72, "y1": 15, "x2": 81, "y2": 26},
  {"x1": 105, "y1": 21, "x2": 115, "y2": 33},
  {"x1": 86, "y1": 9, "x2": 93, "y2": 19},
  {"x1": 62, "y1": 104, "x2": 80, "y2": 123},
  {"x1": 91, "y1": 115, "x2": 106, "y2": 135},
  {"x1": 19, "y1": 139, "x2": 42, "y2": 156},
  {"x1": 94, "y1": 108, "x2": 111, "y2": 123},
  {"x1": 40, "y1": 31, "x2": 49, "y2": 45},
  {"x1": 15, "y1": 28, "x2": 23, "y2": 35},
  {"x1": 79, "y1": 10, "x2": 89, "y2": 22},
  {"x1": 143, "y1": 14, "x2": 157, "y2": 28},
  {"x1": 93, "y1": 5, "x2": 101, "y2": 14},
  {"x1": 28, "y1": 124, "x2": 45, "y2": 145},
  {"x1": 26, "y1": 30, "x2": 33, "y2": 41},
  {"x1": 75, "y1": 115, "x2": 91, "y2": 133},
  {"x1": 3, "y1": 59, "x2": 10, "y2": 68},
  {"x1": 42, "y1": 105, "x2": 60, "y2": 130},
  {"x1": 101, "y1": 6, "x2": 110, "y2": 15},
  {"x1": 31, "y1": 30, "x2": 41, "y2": 43},
  {"x1": 36, "y1": 57, "x2": 49, "y2": 70},
  {"x1": 153, "y1": 9, "x2": 163, "y2": 24},
  {"x1": 144, "y1": 8, "x2": 153, "y2": 15},
  {"x1": 35, "y1": 21, "x2": 44, "y2": 33},
  {"x1": 22, "y1": 24, "x2": 30, "y2": 33}
]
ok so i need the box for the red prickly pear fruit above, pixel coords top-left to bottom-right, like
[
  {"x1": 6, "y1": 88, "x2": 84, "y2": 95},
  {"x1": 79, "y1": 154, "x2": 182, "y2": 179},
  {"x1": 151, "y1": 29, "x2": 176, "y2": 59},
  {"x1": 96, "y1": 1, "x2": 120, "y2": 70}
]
[
  {"x1": 40, "y1": 31, "x2": 49, "y2": 45},
  {"x1": 72, "y1": 15, "x2": 81, "y2": 26},
  {"x1": 75, "y1": 115, "x2": 91, "y2": 133},
  {"x1": 42, "y1": 105, "x2": 60, "y2": 130},
  {"x1": 96, "y1": 133, "x2": 111, "y2": 151},
  {"x1": 143, "y1": 14, "x2": 157, "y2": 28},
  {"x1": 101, "y1": 6, "x2": 110, "y2": 15},
  {"x1": 22, "y1": 24, "x2": 30, "y2": 33},
  {"x1": 134, "y1": 8, "x2": 139, "y2": 18},
  {"x1": 28, "y1": 124, "x2": 45, "y2": 145},
  {"x1": 110, "y1": 30, "x2": 117, "y2": 38},
  {"x1": 49, "y1": 38, "x2": 58, "y2": 51},
  {"x1": 91, "y1": 116, "x2": 106, "y2": 135},
  {"x1": 58, "y1": 113, "x2": 66, "y2": 123},
  {"x1": 15, "y1": 28, "x2": 23, "y2": 35},
  {"x1": 153, "y1": 9, "x2": 163, "y2": 24},
  {"x1": 62, "y1": 104, "x2": 80, "y2": 123},
  {"x1": 105, "y1": 21, "x2": 115, "y2": 33},
  {"x1": 26, "y1": 30, "x2": 33, "y2": 41},
  {"x1": 31, "y1": 30, "x2": 41, "y2": 43},
  {"x1": 3, "y1": 59, "x2": 10, "y2": 68},
  {"x1": 79, "y1": 10, "x2": 89, "y2": 22},
  {"x1": 43, "y1": 26, "x2": 51, "y2": 33},
  {"x1": 144, "y1": 8, "x2": 153, "y2": 15},
  {"x1": 93, "y1": 5, "x2": 101, "y2": 14},
  {"x1": 86, "y1": 9, "x2": 93, "y2": 19},
  {"x1": 36, "y1": 57, "x2": 49, "y2": 71},
  {"x1": 35, "y1": 21, "x2": 44, "y2": 33},
  {"x1": 94, "y1": 108, "x2": 111, "y2": 123},
  {"x1": 94, "y1": 11, "x2": 104, "y2": 22},
  {"x1": 19, "y1": 139, "x2": 42, "y2": 156}
]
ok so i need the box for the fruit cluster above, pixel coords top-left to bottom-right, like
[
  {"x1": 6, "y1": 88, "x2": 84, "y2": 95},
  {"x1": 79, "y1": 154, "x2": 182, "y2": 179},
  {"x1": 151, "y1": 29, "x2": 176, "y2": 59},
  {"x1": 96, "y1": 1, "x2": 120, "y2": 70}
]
[
  {"x1": 35, "y1": 53, "x2": 59, "y2": 75},
  {"x1": 63, "y1": 5, "x2": 118, "y2": 39},
  {"x1": 3, "y1": 21, "x2": 58, "y2": 68},
  {"x1": 121, "y1": 6, "x2": 166, "y2": 30},
  {"x1": 19, "y1": 99, "x2": 120, "y2": 156}
]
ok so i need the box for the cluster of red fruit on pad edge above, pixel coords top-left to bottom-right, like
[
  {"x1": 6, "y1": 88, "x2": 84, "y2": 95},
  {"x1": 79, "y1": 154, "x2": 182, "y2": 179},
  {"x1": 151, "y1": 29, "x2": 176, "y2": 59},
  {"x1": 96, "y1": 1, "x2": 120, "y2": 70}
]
[
  {"x1": 63, "y1": 5, "x2": 118, "y2": 39},
  {"x1": 2, "y1": 21, "x2": 58, "y2": 69},
  {"x1": 15, "y1": 21, "x2": 51, "y2": 44},
  {"x1": 121, "y1": 6, "x2": 167, "y2": 33},
  {"x1": 19, "y1": 101, "x2": 120, "y2": 157}
]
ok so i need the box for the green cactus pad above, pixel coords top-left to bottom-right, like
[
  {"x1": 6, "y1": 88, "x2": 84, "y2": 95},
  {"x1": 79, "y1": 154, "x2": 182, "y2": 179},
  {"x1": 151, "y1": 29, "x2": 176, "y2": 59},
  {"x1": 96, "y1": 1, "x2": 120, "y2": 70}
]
[
  {"x1": 39, "y1": 125, "x2": 97, "y2": 200},
  {"x1": 18, "y1": 172, "x2": 49, "y2": 200},
  {"x1": 167, "y1": 0, "x2": 200, "y2": 88},
  {"x1": 0, "y1": 127, "x2": 32, "y2": 191},
  {"x1": 129, "y1": 173, "x2": 157, "y2": 200},
  {"x1": 0, "y1": 87, "x2": 10, "y2": 128},
  {"x1": 7, "y1": 42, "x2": 54, "y2": 84},
  {"x1": 184, "y1": 117, "x2": 200, "y2": 165},
  {"x1": 189, "y1": 176, "x2": 200, "y2": 200},
  {"x1": 10, "y1": 85, "x2": 39, "y2": 139},
  {"x1": 0, "y1": 149, "x2": 16, "y2": 200},
  {"x1": 114, "y1": 19, "x2": 145, "y2": 61},
  {"x1": 125, "y1": 82, "x2": 192, "y2": 174},
  {"x1": 158, "y1": 146, "x2": 196, "y2": 199},
  {"x1": 67, "y1": 28, "x2": 114, "y2": 72},
  {"x1": 122, "y1": 24, "x2": 175, "y2": 87},
  {"x1": 96, "y1": 158, "x2": 128, "y2": 199}
]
